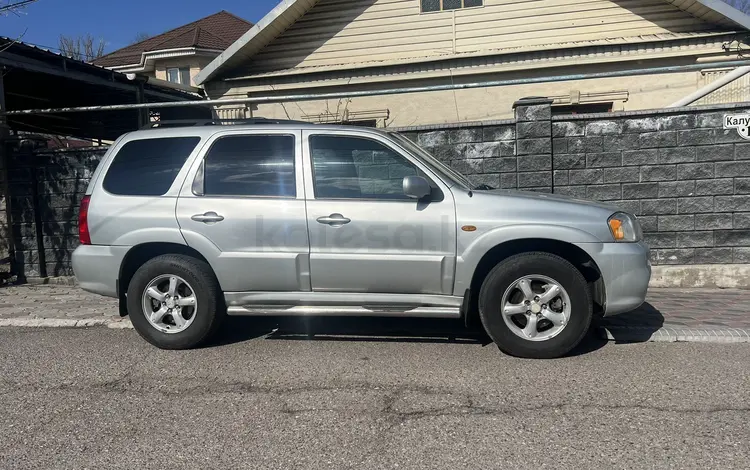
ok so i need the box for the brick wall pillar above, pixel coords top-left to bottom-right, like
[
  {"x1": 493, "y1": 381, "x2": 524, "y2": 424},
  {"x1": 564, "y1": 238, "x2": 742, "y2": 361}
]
[{"x1": 513, "y1": 97, "x2": 554, "y2": 193}]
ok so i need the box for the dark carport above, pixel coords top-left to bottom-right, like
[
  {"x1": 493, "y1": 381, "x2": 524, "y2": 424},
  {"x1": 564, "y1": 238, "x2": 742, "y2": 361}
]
[{"x1": 0, "y1": 37, "x2": 211, "y2": 282}]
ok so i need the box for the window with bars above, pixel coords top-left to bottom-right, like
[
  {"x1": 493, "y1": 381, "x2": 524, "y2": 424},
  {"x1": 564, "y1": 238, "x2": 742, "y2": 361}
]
[{"x1": 421, "y1": 0, "x2": 482, "y2": 12}]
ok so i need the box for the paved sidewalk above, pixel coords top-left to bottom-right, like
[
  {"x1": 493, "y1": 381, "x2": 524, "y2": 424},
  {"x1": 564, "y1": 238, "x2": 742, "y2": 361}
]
[
  {"x1": 0, "y1": 285, "x2": 748, "y2": 342},
  {"x1": 600, "y1": 288, "x2": 750, "y2": 343},
  {"x1": 0, "y1": 285, "x2": 125, "y2": 328}
]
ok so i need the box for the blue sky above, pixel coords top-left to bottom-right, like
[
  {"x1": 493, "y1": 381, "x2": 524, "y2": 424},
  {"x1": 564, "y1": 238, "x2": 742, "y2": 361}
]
[{"x1": 2, "y1": 0, "x2": 281, "y2": 54}]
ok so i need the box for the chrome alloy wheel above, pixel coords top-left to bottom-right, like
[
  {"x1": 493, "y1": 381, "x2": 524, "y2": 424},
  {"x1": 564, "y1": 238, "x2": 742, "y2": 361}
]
[
  {"x1": 500, "y1": 275, "x2": 571, "y2": 342},
  {"x1": 141, "y1": 274, "x2": 198, "y2": 334}
]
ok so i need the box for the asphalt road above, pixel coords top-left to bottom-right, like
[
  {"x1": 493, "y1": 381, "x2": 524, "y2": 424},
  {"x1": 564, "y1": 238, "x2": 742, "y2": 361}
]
[{"x1": 1, "y1": 318, "x2": 749, "y2": 469}]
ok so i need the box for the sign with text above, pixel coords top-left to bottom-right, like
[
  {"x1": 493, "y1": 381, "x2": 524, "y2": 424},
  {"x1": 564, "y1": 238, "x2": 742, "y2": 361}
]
[{"x1": 724, "y1": 114, "x2": 750, "y2": 140}]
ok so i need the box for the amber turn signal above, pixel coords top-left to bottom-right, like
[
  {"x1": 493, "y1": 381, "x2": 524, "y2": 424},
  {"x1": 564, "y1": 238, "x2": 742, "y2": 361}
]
[
  {"x1": 461, "y1": 225, "x2": 477, "y2": 232},
  {"x1": 608, "y1": 219, "x2": 624, "y2": 240}
]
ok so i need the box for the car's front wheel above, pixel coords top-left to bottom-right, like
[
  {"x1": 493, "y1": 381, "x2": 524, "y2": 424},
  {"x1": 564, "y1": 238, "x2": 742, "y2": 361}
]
[
  {"x1": 127, "y1": 254, "x2": 225, "y2": 349},
  {"x1": 478, "y1": 252, "x2": 593, "y2": 359}
]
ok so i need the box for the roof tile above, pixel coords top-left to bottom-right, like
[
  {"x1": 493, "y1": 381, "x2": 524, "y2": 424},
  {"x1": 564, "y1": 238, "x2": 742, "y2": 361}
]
[{"x1": 93, "y1": 10, "x2": 252, "y2": 68}]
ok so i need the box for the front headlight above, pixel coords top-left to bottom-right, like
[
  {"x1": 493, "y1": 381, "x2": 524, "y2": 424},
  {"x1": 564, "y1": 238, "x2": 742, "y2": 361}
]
[{"x1": 608, "y1": 212, "x2": 642, "y2": 242}]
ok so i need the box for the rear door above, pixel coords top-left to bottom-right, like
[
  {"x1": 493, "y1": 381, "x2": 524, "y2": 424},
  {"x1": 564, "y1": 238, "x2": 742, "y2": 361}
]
[{"x1": 176, "y1": 130, "x2": 310, "y2": 293}]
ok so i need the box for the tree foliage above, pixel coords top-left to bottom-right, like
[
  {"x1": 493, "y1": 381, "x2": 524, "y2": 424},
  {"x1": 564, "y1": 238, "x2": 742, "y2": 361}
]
[{"x1": 58, "y1": 34, "x2": 106, "y2": 62}]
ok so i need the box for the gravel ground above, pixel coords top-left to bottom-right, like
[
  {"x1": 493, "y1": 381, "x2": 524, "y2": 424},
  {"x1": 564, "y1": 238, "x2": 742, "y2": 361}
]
[{"x1": 1, "y1": 323, "x2": 748, "y2": 469}]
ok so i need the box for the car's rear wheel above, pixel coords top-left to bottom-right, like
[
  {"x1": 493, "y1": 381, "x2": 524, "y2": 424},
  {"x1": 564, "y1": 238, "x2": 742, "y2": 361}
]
[
  {"x1": 478, "y1": 252, "x2": 593, "y2": 359},
  {"x1": 127, "y1": 254, "x2": 225, "y2": 350}
]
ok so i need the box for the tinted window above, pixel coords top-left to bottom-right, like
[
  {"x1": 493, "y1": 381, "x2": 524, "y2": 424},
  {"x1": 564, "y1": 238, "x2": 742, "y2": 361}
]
[
  {"x1": 103, "y1": 137, "x2": 200, "y2": 196},
  {"x1": 203, "y1": 135, "x2": 295, "y2": 197},
  {"x1": 310, "y1": 135, "x2": 419, "y2": 200}
]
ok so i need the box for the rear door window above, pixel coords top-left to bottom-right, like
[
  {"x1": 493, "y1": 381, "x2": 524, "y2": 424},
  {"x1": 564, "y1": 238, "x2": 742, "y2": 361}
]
[
  {"x1": 103, "y1": 137, "x2": 200, "y2": 196},
  {"x1": 201, "y1": 134, "x2": 296, "y2": 197}
]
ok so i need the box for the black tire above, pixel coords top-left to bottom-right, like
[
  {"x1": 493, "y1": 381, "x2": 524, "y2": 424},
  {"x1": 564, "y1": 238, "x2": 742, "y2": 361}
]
[
  {"x1": 478, "y1": 252, "x2": 592, "y2": 359},
  {"x1": 127, "y1": 254, "x2": 225, "y2": 350}
]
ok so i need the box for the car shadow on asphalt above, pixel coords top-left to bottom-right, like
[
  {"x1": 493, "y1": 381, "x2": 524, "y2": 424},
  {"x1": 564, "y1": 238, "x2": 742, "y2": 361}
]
[
  {"x1": 596, "y1": 302, "x2": 666, "y2": 344},
  {"x1": 209, "y1": 316, "x2": 610, "y2": 357}
]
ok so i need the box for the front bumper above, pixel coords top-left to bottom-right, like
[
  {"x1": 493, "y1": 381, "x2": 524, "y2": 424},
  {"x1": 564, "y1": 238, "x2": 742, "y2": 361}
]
[
  {"x1": 577, "y1": 241, "x2": 651, "y2": 316},
  {"x1": 71, "y1": 245, "x2": 130, "y2": 298}
]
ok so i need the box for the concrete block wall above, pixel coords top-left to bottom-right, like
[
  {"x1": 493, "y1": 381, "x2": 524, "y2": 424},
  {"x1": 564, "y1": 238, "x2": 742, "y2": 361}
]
[
  {"x1": 0, "y1": 147, "x2": 9, "y2": 282},
  {"x1": 413, "y1": 123, "x2": 518, "y2": 191},
  {"x1": 7, "y1": 147, "x2": 105, "y2": 279},
  {"x1": 352, "y1": 149, "x2": 418, "y2": 195},
  {"x1": 396, "y1": 99, "x2": 750, "y2": 268},
  {"x1": 552, "y1": 108, "x2": 750, "y2": 266}
]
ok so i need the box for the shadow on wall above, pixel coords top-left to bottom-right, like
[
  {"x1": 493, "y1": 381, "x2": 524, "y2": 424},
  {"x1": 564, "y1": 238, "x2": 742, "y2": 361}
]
[
  {"x1": 233, "y1": 0, "x2": 378, "y2": 75},
  {"x1": 9, "y1": 143, "x2": 106, "y2": 280},
  {"x1": 599, "y1": 0, "x2": 730, "y2": 35},
  {"x1": 232, "y1": 0, "x2": 729, "y2": 79}
]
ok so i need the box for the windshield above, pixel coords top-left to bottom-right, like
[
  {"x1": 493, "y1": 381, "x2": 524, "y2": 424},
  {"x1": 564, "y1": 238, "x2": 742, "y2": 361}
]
[{"x1": 388, "y1": 132, "x2": 490, "y2": 191}]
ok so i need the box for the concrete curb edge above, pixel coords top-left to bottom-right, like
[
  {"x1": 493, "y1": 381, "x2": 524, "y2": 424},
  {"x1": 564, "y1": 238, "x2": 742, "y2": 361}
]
[
  {"x1": 598, "y1": 326, "x2": 750, "y2": 343},
  {"x1": 2, "y1": 319, "x2": 750, "y2": 344}
]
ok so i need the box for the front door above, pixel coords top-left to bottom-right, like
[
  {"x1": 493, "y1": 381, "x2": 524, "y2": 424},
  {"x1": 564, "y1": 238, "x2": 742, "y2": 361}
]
[
  {"x1": 302, "y1": 130, "x2": 456, "y2": 295},
  {"x1": 176, "y1": 130, "x2": 310, "y2": 293}
]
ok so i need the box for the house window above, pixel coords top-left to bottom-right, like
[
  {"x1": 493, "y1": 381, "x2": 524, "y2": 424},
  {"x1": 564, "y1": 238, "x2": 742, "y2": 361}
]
[
  {"x1": 421, "y1": 0, "x2": 482, "y2": 12},
  {"x1": 167, "y1": 67, "x2": 191, "y2": 86},
  {"x1": 552, "y1": 103, "x2": 614, "y2": 116}
]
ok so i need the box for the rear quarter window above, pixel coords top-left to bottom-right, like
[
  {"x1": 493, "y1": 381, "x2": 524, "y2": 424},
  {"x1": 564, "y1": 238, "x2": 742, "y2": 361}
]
[{"x1": 103, "y1": 136, "x2": 200, "y2": 196}]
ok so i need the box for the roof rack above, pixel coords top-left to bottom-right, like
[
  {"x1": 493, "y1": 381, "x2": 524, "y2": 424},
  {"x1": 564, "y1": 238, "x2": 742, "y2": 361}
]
[{"x1": 141, "y1": 117, "x2": 310, "y2": 129}]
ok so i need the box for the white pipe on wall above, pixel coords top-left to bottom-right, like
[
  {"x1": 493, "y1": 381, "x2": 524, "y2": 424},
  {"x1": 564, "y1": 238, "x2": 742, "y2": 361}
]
[
  {"x1": 667, "y1": 66, "x2": 750, "y2": 108},
  {"x1": 7, "y1": 60, "x2": 750, "y2": 116}
]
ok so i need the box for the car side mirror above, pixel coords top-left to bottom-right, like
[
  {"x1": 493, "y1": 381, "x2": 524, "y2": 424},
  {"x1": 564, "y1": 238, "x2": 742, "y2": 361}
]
[{"x1": 403, "y1": 175, "x2": 431, "y2": 199}]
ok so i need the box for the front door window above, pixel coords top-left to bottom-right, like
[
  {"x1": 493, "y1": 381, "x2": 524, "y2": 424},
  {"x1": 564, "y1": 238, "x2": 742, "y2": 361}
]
[{"x1": 309, "y1": 135, "x2": 421, "y2": 200}]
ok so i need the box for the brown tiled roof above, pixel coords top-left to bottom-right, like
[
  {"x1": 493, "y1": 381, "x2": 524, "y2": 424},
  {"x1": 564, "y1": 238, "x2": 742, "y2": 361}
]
[{"x1": 92, "y1": 11, "x2": 252, "y2": 68}]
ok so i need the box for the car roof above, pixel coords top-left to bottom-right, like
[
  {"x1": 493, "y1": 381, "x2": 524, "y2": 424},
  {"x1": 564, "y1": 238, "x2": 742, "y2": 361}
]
[{"x1": 122, "y1": 121, "x2": 397, "y2": 141}]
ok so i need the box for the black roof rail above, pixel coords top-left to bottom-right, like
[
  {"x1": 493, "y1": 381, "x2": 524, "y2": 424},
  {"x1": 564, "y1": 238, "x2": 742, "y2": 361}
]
[{"x1": 141, "y1": 117, "x2": 310, "y2": 129}]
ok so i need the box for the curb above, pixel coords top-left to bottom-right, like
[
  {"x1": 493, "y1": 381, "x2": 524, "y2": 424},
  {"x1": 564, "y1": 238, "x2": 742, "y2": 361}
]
[
  {"x1": 2, "y1": 319, "x2": 749, "y2": 344},
  {"x1": 0, "y1": 318, "x2": 133, "y2": 329},
  {"x1": 598, "y1": 326, "x2": 750, "y2": 343}
]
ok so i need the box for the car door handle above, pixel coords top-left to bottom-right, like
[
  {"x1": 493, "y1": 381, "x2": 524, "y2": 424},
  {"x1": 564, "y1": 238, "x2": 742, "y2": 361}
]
[
  {"x1": 316, "y1": 214, "x2": 351, "y2": 226},
  {"x1": 191, "y1": 212, "x2": 224, "y2": 223}
]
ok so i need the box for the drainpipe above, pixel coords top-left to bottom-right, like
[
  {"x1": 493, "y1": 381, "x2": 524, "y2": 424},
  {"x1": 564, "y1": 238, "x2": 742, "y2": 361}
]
[{"x1": 667, "y1": 66, "x2": 750, "y2": 108}]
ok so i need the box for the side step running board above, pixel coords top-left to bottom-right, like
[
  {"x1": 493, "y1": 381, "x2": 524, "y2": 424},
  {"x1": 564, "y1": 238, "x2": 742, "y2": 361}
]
[{"x1": 227, "y1": 305, "x2": 461, "y2": 318}]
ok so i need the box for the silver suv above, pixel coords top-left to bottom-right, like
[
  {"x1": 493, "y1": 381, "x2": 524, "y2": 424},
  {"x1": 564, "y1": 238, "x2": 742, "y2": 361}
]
[{"x1": 72, "y1": 119, "x2": 651, "y2": 359}]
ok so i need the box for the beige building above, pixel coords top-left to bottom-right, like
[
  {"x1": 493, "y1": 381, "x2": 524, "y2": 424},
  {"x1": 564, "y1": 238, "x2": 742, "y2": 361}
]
[
  {"x1": 196, "y1": 0, "x2": 750, "y2": 127},
  {"x1": 93, "y1": 11, "x2": 252, "y2": 92}
]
